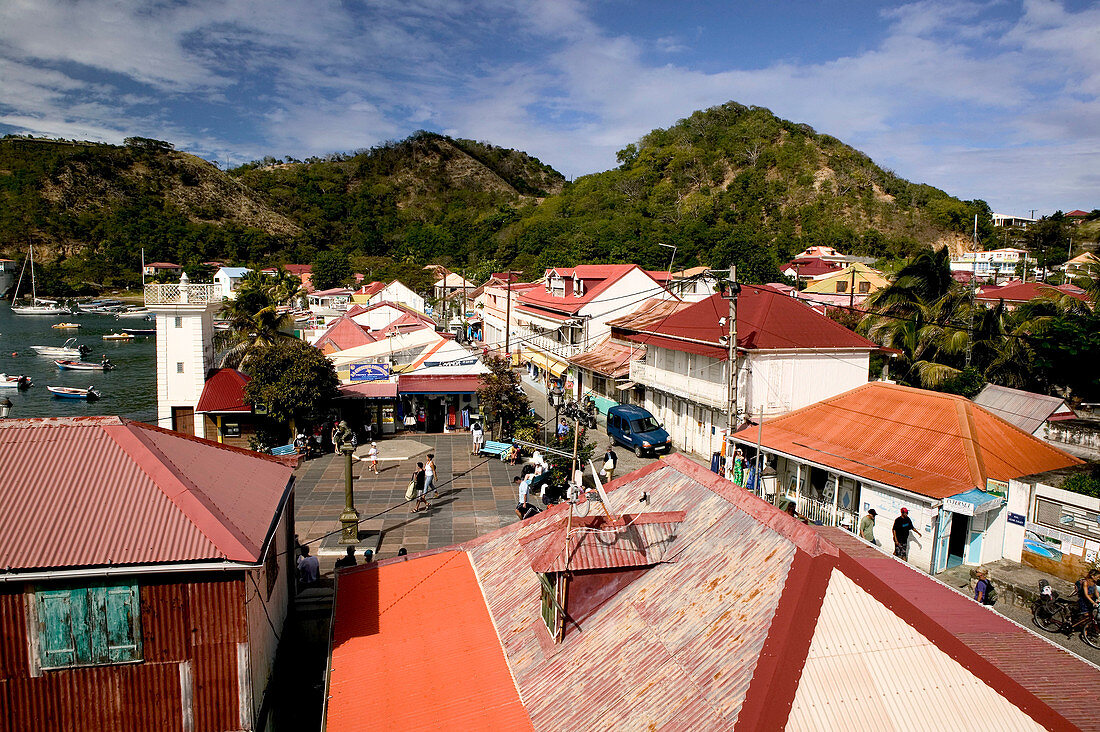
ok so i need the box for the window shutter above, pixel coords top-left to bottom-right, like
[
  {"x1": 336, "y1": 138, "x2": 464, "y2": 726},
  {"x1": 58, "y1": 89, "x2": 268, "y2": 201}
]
[
  {"x1": 37, "y1": 589, "x2": 81, "y2": 669},
  {"x1": 104, "y1": 585, "x2": 142, "y2": 663}
]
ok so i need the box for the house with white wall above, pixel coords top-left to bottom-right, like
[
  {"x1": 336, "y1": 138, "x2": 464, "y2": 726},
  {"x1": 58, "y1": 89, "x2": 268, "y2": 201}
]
[
  {"x1": 732, "y1": 382, "x2": 1081, "y2": 576},
  {"x1": 351, "y1": 280, "x2": 426, "y2": 314},
  {"x1": 613, "y1": 285, "x2": 879, "y2": 458},
  {"x1": 213, "y1": 266, "x2": 251, "y2": 300}
]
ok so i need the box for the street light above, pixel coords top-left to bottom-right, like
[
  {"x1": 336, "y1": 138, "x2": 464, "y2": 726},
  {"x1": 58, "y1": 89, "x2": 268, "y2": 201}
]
[
  {"x1": 0, "y1": 396, "x2": 12, "y2": 419},
  {"x1": 334, "y1": 422, "x2": 360, "y2": 545}
]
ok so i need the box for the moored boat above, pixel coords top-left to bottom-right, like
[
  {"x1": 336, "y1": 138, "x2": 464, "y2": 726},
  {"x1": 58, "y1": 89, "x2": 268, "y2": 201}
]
[
  {"x1": 30, "y1": 338, "x2": 91, "y2": 358},
  {"x1": 0, "y1": 374, "x2": 32, "y2": 389},
  {"x1": 10, "y1": 246, "x2": 70, "y2": 315},
  {"x1": 52, "y1": 322, "x2": 81, "y2": 329},
  {"x1": 47, "y1": 385, "x2": 100, "y2": 400},
  {"x1": 102, "y1": 332, "x2": 134, "y2": 341},
  {"x1": 114, "y1": 307, "x2": 151, "y2": 318},
  {"x1": 120, "y1": 328, "x2": 155, "y2": 336},
  {"x1": 54, "y1": 358, "x2": 114, "y2": 371}
]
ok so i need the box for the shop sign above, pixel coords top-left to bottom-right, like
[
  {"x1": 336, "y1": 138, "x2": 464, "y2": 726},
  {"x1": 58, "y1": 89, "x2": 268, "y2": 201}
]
[
  {"x1": 422, "y1": 357, "x2": 478, "y2": 368},
  {"x1": 351, "y1": 363, "x2": 391, "y2": 381},
  {"x1": 943, "y1": 497, "x2": 976, "y2": 516},
  {"x1": 1007, "y1": 512, "x2": 1026, "y2": 527},
  {"x1": 985, "y1": 479, "x2": 1008, "y2": 498}
]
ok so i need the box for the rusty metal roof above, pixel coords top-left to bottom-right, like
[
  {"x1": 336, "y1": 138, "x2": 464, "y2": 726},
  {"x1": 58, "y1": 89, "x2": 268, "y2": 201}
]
[
  {"x1": 0, "y1": 417, "x2": 294, "y2": 570},
  {"x1": 328, "y1": 454, "x2": 1095, "y2": 729},
  {"x1": 517, "y1": 511, "x2": 684, "y2": 573},
  {"x1": 566, "y1": 338, "x2": 643, "y2": 379}
]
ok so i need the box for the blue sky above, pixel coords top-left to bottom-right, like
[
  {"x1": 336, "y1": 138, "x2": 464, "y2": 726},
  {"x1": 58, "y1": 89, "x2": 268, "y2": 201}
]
[{"x1": 1, "y1": 0, "x2": 1097, "y2": 215}]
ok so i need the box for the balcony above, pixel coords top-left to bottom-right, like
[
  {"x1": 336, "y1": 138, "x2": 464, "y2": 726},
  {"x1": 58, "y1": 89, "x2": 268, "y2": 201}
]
[
  {"x1": 144, "y1": 282, "x2": 220, "y2": 306},
  {"x1": 630, "y1": 362, "x2": 727, "y2": 410},
  {"x1": 518, "y1": 327, "x2": 583, "y2": 359}
]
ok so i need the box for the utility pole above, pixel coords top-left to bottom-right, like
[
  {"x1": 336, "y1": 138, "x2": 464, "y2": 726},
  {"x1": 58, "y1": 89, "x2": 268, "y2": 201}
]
[
  {"x1": 723, "y1": 266, "x2": 741, "y2": 479},
  {"x1": 848, "y1": 264, "x2": 855, "y2": 309}
]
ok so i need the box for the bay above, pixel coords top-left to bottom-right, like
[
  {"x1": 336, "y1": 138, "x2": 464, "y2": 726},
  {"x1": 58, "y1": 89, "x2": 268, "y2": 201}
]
[{"x1": 0, "y1": 303, "x2": 157, "y2": 424}]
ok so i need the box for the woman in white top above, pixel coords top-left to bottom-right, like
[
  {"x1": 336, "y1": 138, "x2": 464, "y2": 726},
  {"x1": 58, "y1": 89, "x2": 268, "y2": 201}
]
[{"x1": 471, "y1": 422, "x2": 484, "y2": 455}]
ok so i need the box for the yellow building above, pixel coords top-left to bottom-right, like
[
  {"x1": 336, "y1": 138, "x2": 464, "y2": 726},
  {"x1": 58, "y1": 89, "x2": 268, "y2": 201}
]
[{"x1": 801, "y1": 262, "x2": 890, "y2": 299}]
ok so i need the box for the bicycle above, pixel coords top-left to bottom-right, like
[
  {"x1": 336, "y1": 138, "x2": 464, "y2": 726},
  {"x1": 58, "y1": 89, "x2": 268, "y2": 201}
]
[{"x1": 1031, "y1": 581, "x2": 1100, "y2": 649}]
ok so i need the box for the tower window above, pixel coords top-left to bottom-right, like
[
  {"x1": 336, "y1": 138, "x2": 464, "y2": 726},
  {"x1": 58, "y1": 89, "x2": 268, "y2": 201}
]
[
  {"x1": 176, "y1": 362, "x2": 184, "y2": 373},
  {"x1": 174, "y1": 317, "x2": 182, "y2": 328}
]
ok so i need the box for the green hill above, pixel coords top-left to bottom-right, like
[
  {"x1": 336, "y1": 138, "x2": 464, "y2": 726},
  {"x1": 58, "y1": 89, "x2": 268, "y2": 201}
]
[{"x1": 0, "y1": 103, "x2": 997, "y2": 293}]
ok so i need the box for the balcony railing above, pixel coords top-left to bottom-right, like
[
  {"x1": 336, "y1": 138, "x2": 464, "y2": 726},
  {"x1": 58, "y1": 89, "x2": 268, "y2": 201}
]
[
  {"x1": 144, "y1": 283, "x2": 220, "y2": 305},
  {"x1": 630, "y1": 362, "x2": 727, "y2": 410},
  {"x1": 795, "y1": 495, "x2": 858, "y2": 531},
  {"x1": 518, "y1": 328, "x2": 583, "y2": 359}
]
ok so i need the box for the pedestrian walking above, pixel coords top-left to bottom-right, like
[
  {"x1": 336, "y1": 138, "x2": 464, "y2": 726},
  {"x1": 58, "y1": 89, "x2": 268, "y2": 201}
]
[
  {"x1": 425, "y1": 453, "x2": 437, "y2": 497},
  {"x1": 859, "y1": 509, "x2": 878, "y2": 545},
  {"x1": 471, "y1": 421, "x2": 484, "y2": 455},
  {"x1": 601, "y1": 445, "x2": 618, "y2": 481},
  {"x1": 411, "y1": 462, "x2": 429, "y2": 511},
  {"x1": 513, "y1": 474, "x2": 533, "y2": 517},
  {"x1": 892, "y1": 508, "x2": 921, "y2": 560},
  {"x1": 366, "y1": 441, "x2": 380, "y2": 474}
]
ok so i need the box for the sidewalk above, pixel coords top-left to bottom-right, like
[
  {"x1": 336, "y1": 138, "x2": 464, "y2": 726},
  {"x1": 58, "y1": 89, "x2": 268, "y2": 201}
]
[{"x1": 937, "y1": 558, "x2": 1076, "y2": 608}]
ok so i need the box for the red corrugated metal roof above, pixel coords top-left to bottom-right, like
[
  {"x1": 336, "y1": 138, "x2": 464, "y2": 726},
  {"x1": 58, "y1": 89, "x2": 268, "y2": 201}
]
[
  {"x1": 355, "y1": 280, "x2": 385, "y2": 298},
  {"x1": 619, "y1": 286, "x2": 878, "y2": 355},
  {"x1": 567, "y1": 338, "x2": 643, "y2": 378},
  {"x1": 398, "y1": 374, "x2": 481, "y2": 394},
  {"x1": 315, "y1": 316, "x2": 378, "y2": 352},
  {"x1": 0, "y1": 417, "x2": 293, "y2": 570},
  {"x1": 976, "y1": 281, "x2": 1089, "y2": 304},
  {"x1": 519, "y1": 264, "x2": 654, "y2": 315},
  {"x1": 326, "y1": 454, "x2": 1099, "y2": 729},
  {"x1": 518, "y1": 511, "x2": 685, "y2": 572},
  {"x1": 733, "y1": 382, "x2": 1081, "y2": 499},
  {"x1": 606, "y1": 298, "x2": 689, "y2": 331},
  {"x1": 327, "y1": 551, "x2": 533, "y2": 731},
  {"x1": 783, "y1": 257, "x2": 843, "y2": 277},
  {"x1": 195, "y1": 369, "x2": 251, "y2": 413}
]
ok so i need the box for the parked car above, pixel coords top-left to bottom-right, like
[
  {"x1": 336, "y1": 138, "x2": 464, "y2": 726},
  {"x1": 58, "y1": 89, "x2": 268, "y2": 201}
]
[{"x1": 606, "y1": 404, "x2": 672, "y2": 457}]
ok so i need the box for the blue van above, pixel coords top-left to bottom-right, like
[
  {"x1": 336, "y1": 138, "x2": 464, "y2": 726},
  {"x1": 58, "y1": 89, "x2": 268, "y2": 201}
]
[{"x1": 606, "y1": 404, "x2": 672, "y2": 457}]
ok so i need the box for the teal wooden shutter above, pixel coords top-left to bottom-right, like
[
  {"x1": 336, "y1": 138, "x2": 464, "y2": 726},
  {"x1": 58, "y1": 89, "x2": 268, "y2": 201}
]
[
  {"x1": 104, "y1": 584, "x2": 141, "y2": 662},
  {"x1": 37, "y1": 588, "x2": 83, "y2": 668}
]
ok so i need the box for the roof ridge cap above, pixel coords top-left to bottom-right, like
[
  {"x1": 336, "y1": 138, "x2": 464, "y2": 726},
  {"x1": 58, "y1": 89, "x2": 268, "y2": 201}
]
[{"x1": 104, "y1": 423, "x2": 259, "y2": 560}]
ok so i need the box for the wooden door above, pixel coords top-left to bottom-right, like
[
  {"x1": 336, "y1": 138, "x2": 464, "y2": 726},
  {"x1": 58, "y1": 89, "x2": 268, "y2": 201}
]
[{"x1": 172, "y1": 406, "x2": 195, "y2": 435}]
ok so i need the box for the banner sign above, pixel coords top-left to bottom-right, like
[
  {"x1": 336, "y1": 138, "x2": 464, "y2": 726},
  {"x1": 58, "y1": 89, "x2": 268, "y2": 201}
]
[
  {"x1": 423, "y1": 357, "x2": 478, "y2": 368},
  {"x1": 1007, "y1": 512, "x2": 1026, "y2": 526},
  {"x1": 943, "y1": 497, "x2": 977, "y2": 517},
  {"x1": 351, "y1": 363, "x2": 390, "y2": 381}
]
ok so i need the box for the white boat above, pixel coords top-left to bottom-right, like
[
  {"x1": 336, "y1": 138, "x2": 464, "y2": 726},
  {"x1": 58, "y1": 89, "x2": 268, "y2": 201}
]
[
  {"x1": 47, "y1": 385, "x2": 100, "y2": 400},
  {"x1": 30, "y1": 338, "x2": 91, "y2": 359},
  {"x1": 114, "y1": 307, "x2": 151, "y2": 318},
  {"x1": 102, "y1": 332, "x2": 134, "y2": 341},
  {"x1": 10, "y1": 246, "x2": 69, "y2": 315},
  {"x1": 0, "y1": 374, "x2": 32, "y2": 389},
  {"x1": 55, "y1": 358, "x2": 114, "y2": 371}
]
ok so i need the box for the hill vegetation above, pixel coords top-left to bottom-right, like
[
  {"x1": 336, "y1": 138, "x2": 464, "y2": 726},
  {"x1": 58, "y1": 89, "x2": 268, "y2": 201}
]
[{"x1": 0, "y1": 102, "x2": 1050, "y2": 294}]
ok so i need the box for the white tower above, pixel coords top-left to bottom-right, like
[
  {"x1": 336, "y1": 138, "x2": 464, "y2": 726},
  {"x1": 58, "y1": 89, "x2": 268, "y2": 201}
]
[{"x1": 145, "y1": 273, "x2": 221, "y2": 438}]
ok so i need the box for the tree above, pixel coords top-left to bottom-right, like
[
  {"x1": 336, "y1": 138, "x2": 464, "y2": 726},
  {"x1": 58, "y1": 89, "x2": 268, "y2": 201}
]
[
  {"x1": 244, "y1": 340, "x2": 339, "y2": 431},
  {"x1": 214, "y1": 277, "x2": 298, "y2": 368},
  {"x1": 476, "y1": 354, "x2": 530, "y2": 439},
  {"x1": 311, "y1": 251, "x2": 353, "y2": 291}
]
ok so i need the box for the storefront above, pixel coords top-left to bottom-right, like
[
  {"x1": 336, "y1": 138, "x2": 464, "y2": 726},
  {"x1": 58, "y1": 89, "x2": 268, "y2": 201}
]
[
  {"x1": 397, "y1": 374, "x2": 482, "y2": 433},
  {"x1": 931, "y1": 486, "x2": 1006, "y2": 572},
  {"x1": 336, "y1": 381, "x2": 399, "y2": 436}
]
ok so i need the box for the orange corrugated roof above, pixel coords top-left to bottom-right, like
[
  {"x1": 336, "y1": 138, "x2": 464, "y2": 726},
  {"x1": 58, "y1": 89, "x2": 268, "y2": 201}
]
[
  {"x1": 733, "y1": 382, "x2": 1081, "y2": 499},
  {"x1": 327, "y1": 551, "x2": 533, "y2": 732}
]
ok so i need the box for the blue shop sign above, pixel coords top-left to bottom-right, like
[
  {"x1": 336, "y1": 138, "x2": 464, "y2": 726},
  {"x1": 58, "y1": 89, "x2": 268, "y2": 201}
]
[
  {"x1": 1007, "y1": 512, "x2": 1026, "y2": 527},
  {"x1": 351, "y1": 363, "x2": 390, "y2": 382}
]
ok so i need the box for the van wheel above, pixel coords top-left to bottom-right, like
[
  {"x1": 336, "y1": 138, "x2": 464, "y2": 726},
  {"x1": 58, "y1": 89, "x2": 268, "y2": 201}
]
[{"x1": 635, "y1": 445, "x2": 645, "y2": 458}]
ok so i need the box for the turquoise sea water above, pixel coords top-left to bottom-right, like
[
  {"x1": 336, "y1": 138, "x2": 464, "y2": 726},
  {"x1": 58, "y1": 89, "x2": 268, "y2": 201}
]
[{"x1": 0, "y1": 303, "x2": 157, "y2": 423}]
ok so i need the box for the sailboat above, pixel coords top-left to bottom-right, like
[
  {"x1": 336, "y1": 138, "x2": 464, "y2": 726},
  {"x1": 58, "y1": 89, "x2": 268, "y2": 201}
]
[{"x1": 11, "y1": 245, "x2": 68, "y2": 315}]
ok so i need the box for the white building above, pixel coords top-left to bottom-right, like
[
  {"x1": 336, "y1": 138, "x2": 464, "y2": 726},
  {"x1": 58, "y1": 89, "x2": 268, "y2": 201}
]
[
  {"x1": 144, "y1": 274, "x2": 221, "y2": 438},
  {"x1": 351, "y1": 280, "x2": 426, "y2": 314},
  {"x1": 213, "y1": 266, "x2": 251, "y2": 300},
  {"x1": 949, "y1": 248, "x2": 1029, "y2": 279},
  {"x1": 614, "y1": 285, "x2": 879, "y2": 458}
]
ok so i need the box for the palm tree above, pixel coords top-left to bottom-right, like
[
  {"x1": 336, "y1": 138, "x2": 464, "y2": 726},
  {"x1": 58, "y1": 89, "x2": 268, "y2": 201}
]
[{"x1": 214, "y1": 281, "x2": 298, "y2": 369}]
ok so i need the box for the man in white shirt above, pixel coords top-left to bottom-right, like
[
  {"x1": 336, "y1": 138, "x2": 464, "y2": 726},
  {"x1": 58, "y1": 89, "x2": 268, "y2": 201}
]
[{"x1": 297, "y1": 545, "x2": 320, "y2": 586}]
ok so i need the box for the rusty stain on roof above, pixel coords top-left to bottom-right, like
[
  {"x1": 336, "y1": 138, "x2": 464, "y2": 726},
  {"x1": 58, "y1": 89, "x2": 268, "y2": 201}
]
[{"x1": 567, "y1": 337, "x2": 644, "y2": 379}]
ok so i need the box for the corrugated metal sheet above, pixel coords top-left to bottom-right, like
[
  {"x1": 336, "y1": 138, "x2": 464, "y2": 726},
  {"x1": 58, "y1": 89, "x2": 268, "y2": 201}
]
[
  {"x1": 0, "y1": 417, "x2": 293, "y2": 569},
  {"x1": 606, "y1": 298, "x2": 689, "y2": 331},
  {"x1": 192, "y1": 642, "x2": 240, "y2": 732},
  {"x1": 788, "y1": 569, "x2": 1044, "y2": 731},
  {"x1": 0, "y1": 589, "x2": 27, "y2": 680},
  {"x1": 732, "y1": 382, "x2": 1080, "y2": 500},
  {"x1": 194, "y1": 369, "x2": 251, "y2": 413},
  {"x1": 187, "y1": 579, "x2": 247, "y2": 645},
  {"x1": 327, "y1": 552, "x2": 534, "y2": 731},
  {"x1": 567, "y1": 338, "x2": 644, "y2": 379},
  {"x1": 2, "y1": 662, "x2": 182, "y2": 732},
  {"x1": 517, "y1": 511, "x2": 685, "y2": 572},
  {"x1": 398, "y1": 374, "x2": 481, "y2": 394}
]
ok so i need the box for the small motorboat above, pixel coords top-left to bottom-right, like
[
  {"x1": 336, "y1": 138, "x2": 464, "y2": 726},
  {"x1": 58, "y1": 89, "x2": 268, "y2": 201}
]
[
  {"x1": 120, "y1": 328, "x2": 155, "y2": 336},
  {"x1": 0, "y1": 374, "x2": 32, "y2": 389},
  {"x1": 55, "y1": 358, "x2": 114, "y2": 371},
  {"x1": 47, "y1": 385, "x2": 100, "y2": 400},
  {"x1": 102, "y1": 332, "x2": 134, "y2": 341},
  {"x1": 52, "y1": 322, "x2": 81, "y2": 329},
  {"x1": 31, "y1": 338, "x2": 91, "y2": 358},
  {"x1": 114, "y1": 307, "x2": 151, "y2": 319}
]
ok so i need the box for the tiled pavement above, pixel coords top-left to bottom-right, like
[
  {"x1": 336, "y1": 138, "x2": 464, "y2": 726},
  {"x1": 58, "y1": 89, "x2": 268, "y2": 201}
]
[{"x1": 293, "y1": 433, "x2": 521, "y2": 564}]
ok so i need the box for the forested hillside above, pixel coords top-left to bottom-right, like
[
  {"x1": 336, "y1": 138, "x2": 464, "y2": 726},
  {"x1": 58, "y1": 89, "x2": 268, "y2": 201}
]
[{"x1": 0, "y1": 102, "x2": 1010, "y2": 294}]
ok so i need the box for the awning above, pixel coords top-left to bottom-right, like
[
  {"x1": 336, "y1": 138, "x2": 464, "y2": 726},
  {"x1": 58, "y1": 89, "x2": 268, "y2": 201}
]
[
  {"x1": 398, "y1": 374, "x2": 482, "y2": 394},
  {"x1": 942, "y1": 488, "x2": 1004, "y2": 517},
  {"x1": 338, "y1": 381, "x2": 398, "y2": 399},
  {"x1": 525, "y1": 351, "x2": 569, "y2": 377},
  {"x1": 615, "y1": 381, "x2": 637, "y2": 391}
]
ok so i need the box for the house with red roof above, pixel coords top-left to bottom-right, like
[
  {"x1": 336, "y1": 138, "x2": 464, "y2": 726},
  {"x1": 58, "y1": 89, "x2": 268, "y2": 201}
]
[
  {"x1": 194, "y1": 367, "x2": 285, "y2": 449},
  {"x1": 488, "y1": 265, "x2": 675, "y2": 382},
  {"x1": 0, "y1": 416, "x2": 296, "y2": 731},
  {"x1": 975, "y1": 280, "x2": 1090, "y2": 309},
  {"x1": 141, "y1": 261, "x2": 183, "y2": 277},
  {"x1": 612, "y1": 285, "x2": 881, "y2": 458},
  {"x1": 261, "y1": 264, "x2": 313, "y2": 292},
  {"x1": 349, "y1": 280, "x2": 425, "y2": 314},
  {"x1": 325, "y1": 453, "x2": 1100, "y2": 731},
  {"x1": 731, "y1": 381, "x2": 1081, "y2": 575},
  {"x1": 780, "y1": 256, "x2": 843, "y2": 281}
]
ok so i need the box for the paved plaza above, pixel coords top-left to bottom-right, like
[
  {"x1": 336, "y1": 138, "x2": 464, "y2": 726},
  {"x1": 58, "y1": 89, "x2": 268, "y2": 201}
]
[{"x1": 293, "y1": 433, "x2": 523, "y2": 565}]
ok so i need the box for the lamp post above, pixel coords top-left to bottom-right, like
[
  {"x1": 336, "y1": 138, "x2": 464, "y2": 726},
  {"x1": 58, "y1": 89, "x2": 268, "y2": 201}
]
[
  {"x1": 336, "y1": 427, "x2": 360, "y2": 544},
  {"x1": 0, "y1": 396, "x2": 12, "y2": 419}
]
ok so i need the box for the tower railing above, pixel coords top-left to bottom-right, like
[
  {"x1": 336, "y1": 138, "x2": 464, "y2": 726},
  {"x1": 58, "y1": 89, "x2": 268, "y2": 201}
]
[{"x1": 144, "y1": 283, "x2": 220, "y2": 305}]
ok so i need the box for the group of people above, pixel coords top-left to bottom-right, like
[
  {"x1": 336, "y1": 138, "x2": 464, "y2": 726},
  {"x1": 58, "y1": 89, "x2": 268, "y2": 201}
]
[
  {"x1": 410, "y1": 453, "x2": 438, "y2": 512},
  {"x1": 297, "y1": 542, "x2": 409, "y2": 587},
  {"x1": 858, "y1": 506, "x2": 921, "y2": 560}
]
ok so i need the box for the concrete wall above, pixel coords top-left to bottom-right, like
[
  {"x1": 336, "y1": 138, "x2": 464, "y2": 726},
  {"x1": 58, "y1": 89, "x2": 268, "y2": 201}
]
[
  {"x1": 743, "y1": 350, "x2": 869, "y2": 418},
  {"x1": 245, "y1": 503, "x2": 292, "y2": 729},
  {"x1": 154, "y1": 304, "x2": 217, "y2": 437}
]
